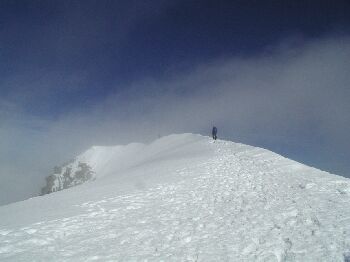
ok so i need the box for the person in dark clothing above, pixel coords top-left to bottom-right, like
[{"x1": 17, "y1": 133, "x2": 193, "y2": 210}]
[{"x1": 212, "y1": 126, "x2": 217, "y2": 140}]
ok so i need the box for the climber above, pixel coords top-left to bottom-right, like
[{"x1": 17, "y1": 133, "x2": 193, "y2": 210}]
[{"x1": 212, "y1": 126, "x2": 217, "y2": 140}]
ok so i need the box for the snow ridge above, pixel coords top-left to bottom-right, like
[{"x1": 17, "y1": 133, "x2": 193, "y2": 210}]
[{"x1": 0, "y1": 134, "x2": 349, "y2": 261}]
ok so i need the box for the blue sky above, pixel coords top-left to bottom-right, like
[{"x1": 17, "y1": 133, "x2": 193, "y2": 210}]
[{"x1": 1, "y1": 0, "x2": 350, "y2": 205}]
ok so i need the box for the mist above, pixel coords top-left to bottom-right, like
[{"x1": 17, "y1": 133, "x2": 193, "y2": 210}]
[{"x1": 1, "y1": 35, "x2": 350, "y2": 206}]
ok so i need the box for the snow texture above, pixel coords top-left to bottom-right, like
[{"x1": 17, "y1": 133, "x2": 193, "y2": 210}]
[{"x1": 0, "y1": 133, "x2": 349, "y2": 261}]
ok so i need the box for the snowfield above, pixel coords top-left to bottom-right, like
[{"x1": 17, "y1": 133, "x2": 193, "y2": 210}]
[{"x1": 0, "y1": 133, "x2": 349, "y2": 261}]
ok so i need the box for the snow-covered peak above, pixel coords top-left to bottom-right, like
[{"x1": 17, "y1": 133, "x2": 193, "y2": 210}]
[{"x1": 1, "y1": 133, "x2": 350, "y2": 261}]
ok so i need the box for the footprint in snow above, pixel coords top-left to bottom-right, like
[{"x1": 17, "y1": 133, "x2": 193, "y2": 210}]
[
  {"x1": 0, "y1": 229, "x2": 12, "y2": 236},
  {"x1": 183, "y1": 236, "x2": 192, "y2": 243},
  {"x1": 23, "y1": 228, "x2": 37, "y2": 234}
]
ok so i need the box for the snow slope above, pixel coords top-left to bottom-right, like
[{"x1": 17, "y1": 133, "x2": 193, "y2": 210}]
[{"x1": 0, "y1": 133, "x2": 349, "y2": 261}]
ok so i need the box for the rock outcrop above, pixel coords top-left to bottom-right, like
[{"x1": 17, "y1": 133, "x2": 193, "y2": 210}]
[{"x1": 41, "y1": 161, "x2": 94, "y2": 195}]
